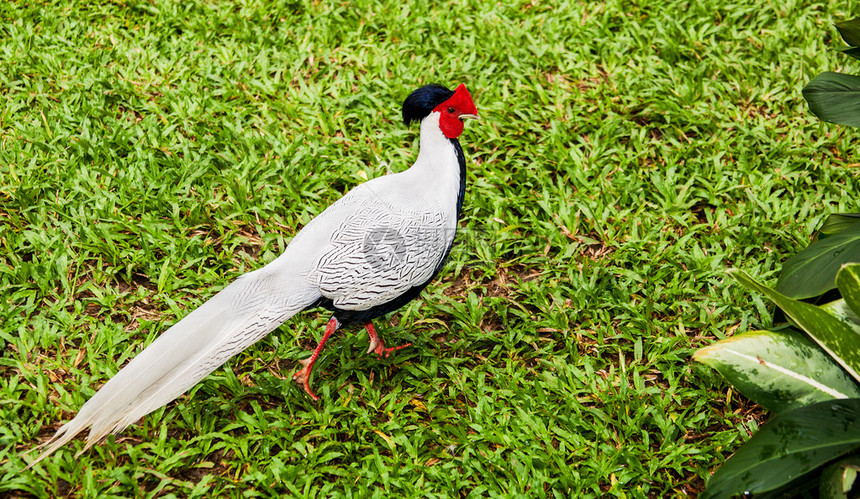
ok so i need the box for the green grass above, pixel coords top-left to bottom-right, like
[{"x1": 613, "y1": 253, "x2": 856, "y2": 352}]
[{"x1": 2, "y1": 0, "x2": 859, "y2": 496}]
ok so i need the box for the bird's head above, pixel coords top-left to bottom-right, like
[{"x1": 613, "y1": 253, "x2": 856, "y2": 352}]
[{"x1": 402, "y1": 83, "x2": 479, "y2": 139}]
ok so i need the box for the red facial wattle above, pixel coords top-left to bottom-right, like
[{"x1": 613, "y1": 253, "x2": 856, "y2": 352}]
[{"x1": 434, "y1": 84, "x2": 478, "y2": 139}]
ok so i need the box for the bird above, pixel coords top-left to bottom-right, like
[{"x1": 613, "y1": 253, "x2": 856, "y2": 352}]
[{"x1": 26, "y1": 83, "x2": 479, "y2": 467}]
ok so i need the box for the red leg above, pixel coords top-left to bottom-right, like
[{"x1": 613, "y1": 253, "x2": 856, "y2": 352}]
[
  {"x1": 364, "y1": 322, "x2": 411, "y2": 358},
  {"x1": 293, "y1": 317, "x2": 339, "y2": 400}
]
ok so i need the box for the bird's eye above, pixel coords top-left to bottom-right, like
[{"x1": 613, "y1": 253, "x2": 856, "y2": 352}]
[{"x1": 447, "y1": 107, "x2": 456, "y2": 114}]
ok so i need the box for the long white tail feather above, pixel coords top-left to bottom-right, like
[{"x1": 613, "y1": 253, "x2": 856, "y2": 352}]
[{"x1": 27, "y1": 267, "x2": 317, "y2": 468}]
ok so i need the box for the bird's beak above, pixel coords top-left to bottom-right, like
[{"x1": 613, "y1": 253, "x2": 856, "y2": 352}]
[{"x1": 459, "y1": 113, "x2": 479, "y2": 121}]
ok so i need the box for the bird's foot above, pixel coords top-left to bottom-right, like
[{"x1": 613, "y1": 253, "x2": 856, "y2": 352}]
[
  {"x1": 292, "y1": 358, "x2": 319, "y2": 401},
  {"x1": 364, "y1": 322, "x2": 411, "y2": 358},
  {"x1": 292, "y1": 317, "x2": 339, "y2": 401},
  {"x1": 374, "y1": 342, "x2": 412, "y2": 359}
]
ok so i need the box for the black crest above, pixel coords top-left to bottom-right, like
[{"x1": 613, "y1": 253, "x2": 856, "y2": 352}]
[{"x1": 402, "y1": 84, "x2": 454, "y2": 125}]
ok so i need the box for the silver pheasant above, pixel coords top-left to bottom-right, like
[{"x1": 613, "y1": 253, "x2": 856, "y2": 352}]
[{"x1": 27, "y1": 83, "x2": 479, "y2": 467}]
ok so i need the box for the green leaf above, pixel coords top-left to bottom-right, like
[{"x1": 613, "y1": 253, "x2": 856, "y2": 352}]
[
  {"x1": 702, "y1": 399, "x2": 860, "y2": 499},
  {"x1": 694, "y1": 330, "x2": 860, "y2": 413},
  {"x1": 836, "y1": 46, "x2": 860, "y2": 61},
  {"x1": 820, "y1": 456, "x2": 860, "y2": 498},
  {"x1": 731, "y1": 270, "x2": 860, "y2": 384},
  {"x1": 803, "y1": 72, "x2": 860, "y2": 128},
  {"x1": 821, "y1": 299, "x2": 860, "y2": 328},
  {"x1": 836, "y1": 18, "x2": 860, "y2": 47},
  {"x1": 775, "y1": 223, "x2": 860, "y2": 299},
  {"x1": 836, "y1": 264, "x2": 860, "y2": 319},
  {"x1": 820, "y1": 213, "x2": 860, "y2": 237}
]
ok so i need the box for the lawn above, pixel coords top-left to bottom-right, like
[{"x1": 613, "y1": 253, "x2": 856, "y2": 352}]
[{"x1": 2, "y1": 0, "x2": 859, "y2": 496}]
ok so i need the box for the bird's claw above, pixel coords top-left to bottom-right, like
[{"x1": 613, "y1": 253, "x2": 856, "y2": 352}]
[
  {"x1": 367, "y1": 336, "x2": 382, "y2": 356},
  {"x1": 371, "y1": 341, "x2": 412, "y2": 359},
  {"x1": 364, "y1": 322, "x2": 411, "y2": 358},
  {"x1": 293, "y1": 358, "x2": 319, "y2": 400}
]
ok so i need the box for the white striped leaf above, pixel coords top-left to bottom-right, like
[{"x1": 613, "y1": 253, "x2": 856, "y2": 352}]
[
  {"x1": 730, "y1": 269, "x2": 860, "y2": 385},
  {"x1": 836, "y1": 263, "x2": 860, "y2": 319},
  {"x1": 694, "y1": 330, "x2": 860, "y2": 413}
]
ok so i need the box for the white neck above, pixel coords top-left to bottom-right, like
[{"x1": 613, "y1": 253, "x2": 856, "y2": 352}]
[
  {"x1": 402, "y1": 112, "x2": 462, "y2": 219},
  {"x1": 411, "y1": 112, "x2": 459, "y2": 173}
]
